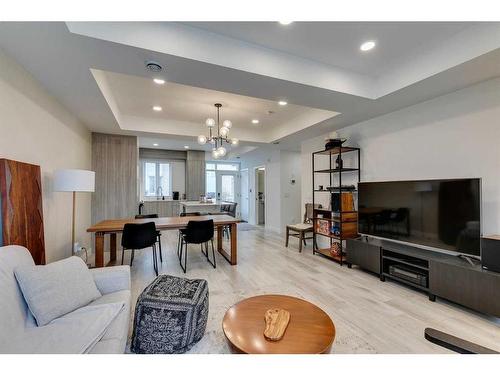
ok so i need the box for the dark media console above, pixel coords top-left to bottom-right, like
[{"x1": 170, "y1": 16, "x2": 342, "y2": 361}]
[{"x1": 346, "y1": 237, "x2": 500, "y2": 317}]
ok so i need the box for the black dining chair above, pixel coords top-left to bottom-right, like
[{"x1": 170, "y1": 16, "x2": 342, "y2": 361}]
[
  {"x1": 177, "y1": 212, "x2": 201, "y2": 258},
  {"x1": 135, "y1": 214, "x2": 163, "y2": 263},
  {"x1": 121, "y1": 222, "x2": 159, "y2": 276},
  {"x1": 178, "y1": 219, "x2": 216, "y2": 273}
]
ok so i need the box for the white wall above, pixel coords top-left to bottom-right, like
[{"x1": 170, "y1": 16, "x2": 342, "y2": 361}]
[
  {"x1": 240, "y1": 148, "x2": 301, "y2": 233},
  {"x1": 302, "y1": 77, "x2": 500, "y2": 236},
  {"x1": 0, "y1": 48, "x2": 92, "y2": 263},
  {"x1": 280, "y1": 151, "x2": 302, "y2": 228}
]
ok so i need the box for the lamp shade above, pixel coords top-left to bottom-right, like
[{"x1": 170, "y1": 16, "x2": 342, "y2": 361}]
[{"x1": 54, "y1": 169, "x2": 95, "y2": 192}]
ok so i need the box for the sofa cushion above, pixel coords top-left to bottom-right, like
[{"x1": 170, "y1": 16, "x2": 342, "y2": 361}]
[
  {"x1": 4, "y1": 302, "x2": 125, "y2": 354},
  {"x1": 88, "y1": 290, "x2": 131, "y2": 342},
  {"x1": 0, "y1": 246, "x2": 37, "y2": 352},
  {"x1": 14, "y1": 256, "x2": 101, "y2": 326}
]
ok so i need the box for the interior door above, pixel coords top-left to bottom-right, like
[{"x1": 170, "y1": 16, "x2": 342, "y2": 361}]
[
  {"x1": 216, "y1": 172, "x2": 240, "y2": 217},
  {"x1": 240, "y1": 169, "x2": 249, "y2": 222}
]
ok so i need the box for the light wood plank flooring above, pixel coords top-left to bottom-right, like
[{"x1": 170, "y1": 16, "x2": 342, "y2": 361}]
[{"x1": 123, "y1": 225, "x2": 500, "y2": 353}]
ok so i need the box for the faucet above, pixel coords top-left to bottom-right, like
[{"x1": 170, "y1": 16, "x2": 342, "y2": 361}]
[{"x1": 157, "y1": 186, "x2": 163, "y2": 200}]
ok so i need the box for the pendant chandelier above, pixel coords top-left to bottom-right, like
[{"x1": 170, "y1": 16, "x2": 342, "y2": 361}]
[{"x1": 197, "y1": 103, "x2": 239, "y2": 159}]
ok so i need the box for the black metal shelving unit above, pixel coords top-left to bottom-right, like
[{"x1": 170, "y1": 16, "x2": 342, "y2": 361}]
[{"x1": 312, "y1": 146, "x2": 361, "y2": 265}]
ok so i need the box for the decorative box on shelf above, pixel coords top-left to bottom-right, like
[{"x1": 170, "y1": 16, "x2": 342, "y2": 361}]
[{"x1": 315, "y1": 219, "x2": 330, "y2": 236}]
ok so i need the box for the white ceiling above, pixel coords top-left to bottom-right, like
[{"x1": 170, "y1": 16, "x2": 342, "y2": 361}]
[
  {"x1": 184, "y1": 22, "x2": 473, "y2": 76},
  {"x1": 94, "y1": 69, "x2": 338, "y2": 143},
  {"x1": 0, "y1": 22, "x2": 499, "y2": 156}
]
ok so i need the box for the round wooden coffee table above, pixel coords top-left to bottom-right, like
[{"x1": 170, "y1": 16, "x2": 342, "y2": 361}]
[{"x1": 222, "y1": 295, "x2": 335, "y2": 354}]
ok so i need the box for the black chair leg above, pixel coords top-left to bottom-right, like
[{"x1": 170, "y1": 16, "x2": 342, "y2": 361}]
[
  {"x1": 130, "y1": 249, "x2": 135, "y2": 266},
  {"x1": 157, "y1": 234, "x2": 163, "y2": 263},
  {"x1": 177, "y1": 232, "x2": 182, "y2": 260},
  {"x1": 152, "y1": 244, "x2": 158, "y2": 276},
  {"x1": 206, "y1": 239, "x2": 216, "y2": 269},
  {"x1": 179, "y1": 238, "x2": 183, "y2": 266},
  {"x1": 201, "y1": 243, "x2": 208, "y2": 258},
  {"x1": 121, "y1": 247, "x2": 125, "y2": 265},
  {"x1": 179, "y1": 239, "x2": 187, "y2": 273},
  {"x1": 181, "y1": 241, "x2": 187, "y2": 273}
]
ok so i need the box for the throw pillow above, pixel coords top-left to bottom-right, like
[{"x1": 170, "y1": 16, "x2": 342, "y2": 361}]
[{"x1": 14, "y1": 256, "x2": 101, "y2": 326}]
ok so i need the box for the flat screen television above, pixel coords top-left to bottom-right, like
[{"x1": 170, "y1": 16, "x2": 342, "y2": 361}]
[{"x1": 358, "y1": 178, "x2": 481, "y2": 257}]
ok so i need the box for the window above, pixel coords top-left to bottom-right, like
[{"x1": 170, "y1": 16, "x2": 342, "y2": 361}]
[
  {"x1": 216, "y1": 163, "x2": 239, "y2": 171},
  {"x1": 205, "y1": 162, "x2": 239, "y2": 200},
  {"x1": 206, "y1": 162, "x2": 239, "y2": 171},
  {"x1": 206, "y1": 170, "x2": 216, "y2": 199},
  {"x1": 142, "y1": 160, "x2": 171, "y2": 197}
]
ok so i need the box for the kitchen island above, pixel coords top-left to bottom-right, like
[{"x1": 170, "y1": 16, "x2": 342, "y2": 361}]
[{"x1": 180, "y1": 201, "x2": 223, "y2": 214}]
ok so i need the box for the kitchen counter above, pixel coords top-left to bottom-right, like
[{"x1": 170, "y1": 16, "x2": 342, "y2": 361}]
[
  {"x1": 141, "y1": 200, "x2": 181, "y2": 217},
  {"x1": 180, "y1": 201, "x2": 224, "y2": 214}
]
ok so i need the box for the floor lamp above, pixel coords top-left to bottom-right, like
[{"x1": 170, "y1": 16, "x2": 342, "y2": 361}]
[{"x1": 54, "y1": 169, "x2": 95, "y2": 255}]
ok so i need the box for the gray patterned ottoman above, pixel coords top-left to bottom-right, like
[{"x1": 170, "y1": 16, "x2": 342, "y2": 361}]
[{"x1": 131, "y1": 275, "x2": 209, "y2": 354}]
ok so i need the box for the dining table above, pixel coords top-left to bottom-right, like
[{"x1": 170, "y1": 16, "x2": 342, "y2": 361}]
[{"x1": 87, "y1": 214, "x2": 240, "y2": 268}]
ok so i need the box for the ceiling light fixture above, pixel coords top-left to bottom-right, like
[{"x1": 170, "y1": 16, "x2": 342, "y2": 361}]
[
  {"x1": 145, "y1": 61, "x2": 163, "y2": 72},
  {"x1": 252, "y1": 119, "x2": 260, "y2": 124},
  {"x1": 360, "y1": 40, "x2": 376, "y2": 52},
  {"x1": 278, "y1": 100, "x2": 288, "y2": 106},
  {"x1": 279, "y1": 21, "x2": 293, "y2": 25},
  {"x1": 198, "y1": 103, "x2": 239, "y2": 159},
  {"x1": 184, "y1": 145, "x2": 189, "y2": 149},
  {"x1": 152, "y1": 106, "x2": 162, "y2": 112},
  {"x1": 153, "y1": 143, "x2": 159, "y2": 147},
  {"x1": 153, "y1": 78, "x2": 165, "y2": 85}
]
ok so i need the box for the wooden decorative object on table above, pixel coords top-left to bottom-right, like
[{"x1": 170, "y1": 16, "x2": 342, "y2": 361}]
[
  {"x1": 264, "y1": 308, "x2": 291, "y2": 341},
  {"x1": 222, "y1": 294, "x2": 335, "y2": 354}
]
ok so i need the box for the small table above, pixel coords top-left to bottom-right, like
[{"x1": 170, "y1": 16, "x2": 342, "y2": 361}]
[{"x1": 222, "y1": 295, "x2": 335, "y2": 354}]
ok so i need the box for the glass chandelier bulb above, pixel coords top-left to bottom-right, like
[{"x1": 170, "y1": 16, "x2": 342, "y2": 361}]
[
  {"x1": 205, "y1": 118, "x2": 215, "y2": 127},
  {"x1": 231, "y1": 138, "x2": 239, "y2": 146},
  {"x1": 197, "y1": 135, "x2": 207, "y2": 145},
  {"x1": 212, "y1": 148, "x2": 219, "y2": 159},
  {"x1": 218, "y1": 146, "x2": 227, "y2": 157},
  {"x1": 223, "y1": 120, "x2": 232, "y2": 129},
  {"x1": 209, "y1": 138, "x2": 215, "y2": 144},
  {"x1": 220, "y1": 126, "x2": 229, "y2": 137}
]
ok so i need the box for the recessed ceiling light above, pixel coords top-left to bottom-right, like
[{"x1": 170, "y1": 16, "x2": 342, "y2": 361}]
[
  {"x1": 153, "y1": 78, "x2": 165, "y2": 85},
  {"x1": 184, "y1": 145, "x2": 189, "y2": 149},
  {"x1": 152, "y1": 106, "x2": 162, "y2": 112},
  {"x1": 279, "y1": 21, "x2": 293, "y2": 25},
  {"x1": 145, "y1": 61, "x2": 163, "y2": 72},
  {"x1": 252, "y1": 119, "x2": 260, "y2": 124},
  {"x1": 360, "y1": 40, "x2": 376, "y2": 52},
  {"x1": 278, "y1": 100, "x2": 288, "y2": 106},
  {"x1": 153, "y1": 143, "x2": 159, "y2": 147}
]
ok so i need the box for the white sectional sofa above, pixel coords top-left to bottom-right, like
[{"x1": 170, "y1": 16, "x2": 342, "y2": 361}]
[{"x1": 0, "y1": 245, "x2": 131, "y2": 354}]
